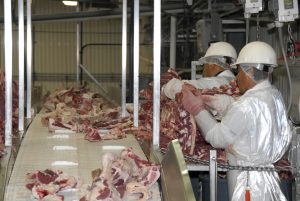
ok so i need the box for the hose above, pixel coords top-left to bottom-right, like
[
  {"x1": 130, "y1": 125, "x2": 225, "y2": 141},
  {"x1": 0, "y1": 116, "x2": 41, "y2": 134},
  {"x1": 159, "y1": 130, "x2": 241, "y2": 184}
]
[
  {"x1": 246, "y1": 17, "x2": 250, "y2": 44},
  {"x1": 278, "y1": 26, "x2": 292, "y2": 113}
]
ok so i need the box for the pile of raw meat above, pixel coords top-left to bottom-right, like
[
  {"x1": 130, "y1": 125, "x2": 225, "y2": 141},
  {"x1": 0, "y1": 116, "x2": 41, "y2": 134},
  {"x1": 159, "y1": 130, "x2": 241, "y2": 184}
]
[
  {"x1": 25, "y1": 148, "x2": 160, "y2": 201},
  {"x1": 41, "y1": 87, "x2": 122, "y2": 133},
  {"x1": 80, "y1": 148, "x2": 160, "y2": 201},
  {"x1": 81, "y1": 69, "x2": 240, "y2": 164},
  {"x1": 0, "y1": 71, "x2": 19, "y2": 156},
  {"x1": 26, "y1": 169, "x2": 79, "y2": 201}
]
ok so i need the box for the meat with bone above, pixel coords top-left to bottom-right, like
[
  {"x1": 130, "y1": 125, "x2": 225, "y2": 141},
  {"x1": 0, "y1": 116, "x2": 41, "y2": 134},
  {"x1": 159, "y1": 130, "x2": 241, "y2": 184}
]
[
  {"x1": 26, "y1": 169, "x2": 79, "y2": 200},
  {"x1": 80, "y1": 148, "x2": 160, "y2": 201},
  {"x1": 41, "y1": 87, "x2": 114, "y2": 132},
  {"x1": 140, "y1": 68, "x2": 181, "y2": 100},
  {"x1": 0, "y1": 70, "x2": 19, "y2": 157}
]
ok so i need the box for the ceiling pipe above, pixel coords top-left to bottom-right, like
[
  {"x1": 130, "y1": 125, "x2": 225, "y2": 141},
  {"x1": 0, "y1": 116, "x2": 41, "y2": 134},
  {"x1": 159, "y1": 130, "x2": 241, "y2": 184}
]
[{"x1": 0, "y1": 4, "x2": 240, "y2": 23}]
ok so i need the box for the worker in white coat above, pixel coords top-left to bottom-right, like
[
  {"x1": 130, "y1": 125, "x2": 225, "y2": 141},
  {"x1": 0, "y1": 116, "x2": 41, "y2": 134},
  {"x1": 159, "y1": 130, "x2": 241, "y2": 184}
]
[
  {"x1": 182, "y1": 41, "x2": 291, "y2": 201},
  {"x1": 163, "y1": 41, "x2": 237, "y2": 100}
]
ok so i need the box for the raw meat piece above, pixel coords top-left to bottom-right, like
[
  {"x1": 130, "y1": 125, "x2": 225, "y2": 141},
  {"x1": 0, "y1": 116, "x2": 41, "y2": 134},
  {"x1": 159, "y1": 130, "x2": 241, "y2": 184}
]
[
  {"x1": 126, "y1": 182, "x2": 150, "y2": 201},
  {"x1": 26, "y1": 169, "x2": 79, "y2": 200},
  {"x1": 80, "y1": 148, "x2": 160, "y2": 201}
]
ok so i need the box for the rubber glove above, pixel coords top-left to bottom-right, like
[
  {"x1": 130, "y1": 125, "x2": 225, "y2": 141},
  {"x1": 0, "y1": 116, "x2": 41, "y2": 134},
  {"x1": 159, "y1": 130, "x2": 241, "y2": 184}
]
[
  {"x1": 162, "y1": 78, "x2": 183, "y2": 99},
  {"x1": 202, "y1": 94, "x2": 235, "y2": 118},
  {"x1": 182, "y1": 88, "x2": 205, "y2": 116}
]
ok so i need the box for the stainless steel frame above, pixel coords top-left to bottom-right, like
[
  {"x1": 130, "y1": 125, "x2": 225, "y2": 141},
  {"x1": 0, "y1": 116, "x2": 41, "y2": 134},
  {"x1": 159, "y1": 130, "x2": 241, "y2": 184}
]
[
  {"x1": 191, "y1": 61, "x2": 200, "y2": 80},
  {"x1": 133, "y1": 0, "x2": 139, "y2": 127},
  {"x1": 26, "y1": 0, "x2": 32, "y2": 119},
  {"x1": 76, "y1": 5, "x2": 81, "y2": 86},
  {"x1": 121, "y1": 0, "x2": 127, "y2": 117},
  {"x1": 18, "y1": 0, "x2": 25, "y2": 134},
  {"x1": 160, "y1": 140, "x2": 196, "y2": 201},
  {"x1": 209, "y1": 150, "x2": 217, "y2": 201},
  {"x1": 4, "y1": 0, "x2": 13, "y2": 146},
  {"x1": 169, "y1": 16, "x2": 177, "y2": 68},
  {"x1": 153, "y1": 0, "x2": 161, "y2": 148}
]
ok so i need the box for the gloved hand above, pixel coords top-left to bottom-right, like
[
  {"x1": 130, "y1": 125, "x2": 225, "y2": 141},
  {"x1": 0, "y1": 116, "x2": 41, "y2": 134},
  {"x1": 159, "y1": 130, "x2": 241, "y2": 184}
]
[
  {"x1": 162, "y1": 78, "x2": 183, "y2": 99},
  {"x1": 182, "y1": 88, "x2": 205, "y2": 116},
  {"x1": 202, "y1": 94, "x2": 234, "y2": 118}
]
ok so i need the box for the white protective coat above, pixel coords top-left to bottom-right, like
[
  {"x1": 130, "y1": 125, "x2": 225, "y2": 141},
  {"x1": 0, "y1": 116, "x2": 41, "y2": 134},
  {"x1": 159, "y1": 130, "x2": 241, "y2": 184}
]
[
  {"x1": 195, "y1": 80, "x2": 291, "y2": 201},
  {"x1": 162, "y1": 70, "x2": 235, "y2": 100}
]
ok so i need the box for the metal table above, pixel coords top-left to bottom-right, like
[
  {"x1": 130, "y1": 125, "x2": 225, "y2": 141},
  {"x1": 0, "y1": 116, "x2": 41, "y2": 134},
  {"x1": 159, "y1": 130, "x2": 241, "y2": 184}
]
[{"x1": 4, "y1": 114, "x2": 161, "y2": 201}]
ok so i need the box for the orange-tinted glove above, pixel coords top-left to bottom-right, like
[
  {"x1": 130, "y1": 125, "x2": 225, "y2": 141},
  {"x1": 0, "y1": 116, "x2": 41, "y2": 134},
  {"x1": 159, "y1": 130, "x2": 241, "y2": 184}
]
[{"x1": 182, "y1": 88, "x2": 205, "y2": 116}]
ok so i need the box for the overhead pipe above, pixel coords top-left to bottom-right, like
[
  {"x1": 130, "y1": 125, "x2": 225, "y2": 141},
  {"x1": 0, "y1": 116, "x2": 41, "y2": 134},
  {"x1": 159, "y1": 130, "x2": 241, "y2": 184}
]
[
  {"x1": 26, "y1": 0, "x2": 32, "y2": 119},
  {"x1": 18, "y1": 0, "x2": 25, "y2": 133},
  {"x1": 4, "y1": 0, "x2": 13, "y2": 146},
  {"x1": 0, "y1": 4, "x2": 240, "y2": 24}
]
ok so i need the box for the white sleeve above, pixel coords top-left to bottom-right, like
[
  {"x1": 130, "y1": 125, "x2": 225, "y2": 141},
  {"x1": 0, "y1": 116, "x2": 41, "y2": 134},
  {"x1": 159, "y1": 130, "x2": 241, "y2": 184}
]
[
  {"x1": 162, "y1": 78, "x2": 183, "y2": 99},
  {"x1": 194, "y1": 105, "x2": 247, "y2": 149},
  {"x1": 184, "y1": 77, "x2": 229, "y2": 89}
]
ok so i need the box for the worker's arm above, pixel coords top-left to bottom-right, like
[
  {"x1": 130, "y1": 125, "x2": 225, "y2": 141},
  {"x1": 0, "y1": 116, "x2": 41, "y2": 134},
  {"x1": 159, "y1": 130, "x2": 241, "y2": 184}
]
[
  {"x1": 194, "y1": 109, "x2": 244, "y2": 148},
  {"x1": 182, "y1": 88, "x2": 245, "y2": 148},
  {"x1": 162, "y1": 76, "x2": 231, "y2": 100}
]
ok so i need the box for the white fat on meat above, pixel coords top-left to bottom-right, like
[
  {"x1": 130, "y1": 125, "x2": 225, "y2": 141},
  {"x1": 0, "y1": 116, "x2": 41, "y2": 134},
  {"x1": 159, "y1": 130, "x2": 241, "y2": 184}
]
[
  {"x1": 125, "y1": 182, "x2": 150, "y2": 201},
  {"x1": 41, "y1": 194, "x2": 64, "y2": 201},
  {"x1": 32, "y1": 183, "x2": 60, "y2": 199}
]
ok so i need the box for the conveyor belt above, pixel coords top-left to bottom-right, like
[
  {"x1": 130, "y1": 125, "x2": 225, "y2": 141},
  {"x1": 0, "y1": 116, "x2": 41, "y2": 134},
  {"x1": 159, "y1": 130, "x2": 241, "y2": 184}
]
[{"x1": 4, "y1": 114, "x2": 161, "y2": 201}]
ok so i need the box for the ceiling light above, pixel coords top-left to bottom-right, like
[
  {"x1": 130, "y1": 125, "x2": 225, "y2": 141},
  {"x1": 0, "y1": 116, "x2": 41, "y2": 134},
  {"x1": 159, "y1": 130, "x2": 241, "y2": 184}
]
[{"x1": 62, "y1": 1, "x2": 78, "y2": 6}]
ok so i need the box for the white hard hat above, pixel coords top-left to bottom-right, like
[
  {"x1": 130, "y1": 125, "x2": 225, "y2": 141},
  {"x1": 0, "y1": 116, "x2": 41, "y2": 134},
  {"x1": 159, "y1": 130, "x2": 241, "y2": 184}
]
[
  {"x1": 202, "y1": 42, "x2": 237, "y2": 60},
  {"x1": 234, "y1": 41, "x2": 277, "y2": 67}
]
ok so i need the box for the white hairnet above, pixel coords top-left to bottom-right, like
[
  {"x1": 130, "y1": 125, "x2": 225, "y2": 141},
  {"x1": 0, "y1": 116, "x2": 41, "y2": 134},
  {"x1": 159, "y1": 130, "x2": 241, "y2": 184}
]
[{"x1": 199, "y1": 56, "x2": 234, "y2": 69}]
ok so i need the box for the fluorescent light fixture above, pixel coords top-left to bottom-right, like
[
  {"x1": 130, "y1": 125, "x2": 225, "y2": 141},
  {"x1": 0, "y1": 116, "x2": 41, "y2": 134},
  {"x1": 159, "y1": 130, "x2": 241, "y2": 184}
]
[{"x1": 62, "y1": 1, "x2": 78, "y2": 6}]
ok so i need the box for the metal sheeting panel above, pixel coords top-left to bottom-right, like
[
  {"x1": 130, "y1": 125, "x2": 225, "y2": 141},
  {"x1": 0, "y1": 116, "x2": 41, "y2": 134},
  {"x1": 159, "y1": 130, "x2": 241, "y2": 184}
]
[
  {"x1": 82, "y1": 20, "x2": 121, "y2": 75},
  {"x1": 35, "y1": 23, "x2": 77, "y2": 74}
]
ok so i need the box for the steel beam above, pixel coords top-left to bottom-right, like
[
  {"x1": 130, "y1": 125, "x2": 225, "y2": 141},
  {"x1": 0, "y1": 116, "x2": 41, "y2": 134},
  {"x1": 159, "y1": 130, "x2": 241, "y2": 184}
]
[
  {"x1": 26, "y1": 0, "x2": 32, "y2": 119},
  {"x1": 209, "y1": 150, "x2": 217, "y2": 201},
  {"x1": 4, "y1": 0, "x2": 13, "y2": 146},
  {"x1": 153, "y1": 0, "x2": 161, "y2": 148},
  {"x1": 133, "y1": 0, "x2": 139, "y2": 127},
  {"x1": 169, "y1": 16, "x2": 176, "y2": 68},
  {"x1": 18, "y1": 0, "x2": 25, "y2": 133},
  {"x1": 121, "y1": 0, "x2": 127, "y2": 117}
]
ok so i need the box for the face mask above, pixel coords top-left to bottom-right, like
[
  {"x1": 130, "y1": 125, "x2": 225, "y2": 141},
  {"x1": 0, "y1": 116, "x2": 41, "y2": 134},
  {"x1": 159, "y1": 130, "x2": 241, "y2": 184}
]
[{"x1": 238, "y1": 64, "x2": 271, "y2": 83}]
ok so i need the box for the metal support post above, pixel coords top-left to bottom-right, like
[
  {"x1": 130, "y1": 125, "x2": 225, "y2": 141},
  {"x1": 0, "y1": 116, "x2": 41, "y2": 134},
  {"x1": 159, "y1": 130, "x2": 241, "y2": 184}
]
[
  {"x1": 133, "y1": 0, "x2": 139, "y2": 127},
  {"x1": 26, "y1": 0, "x2": 32, "y2": 119},
  {"x1": 209, "y1": 150, "x2": 217, "y2": 201},
  {"x1": 18, "y1": 0, "x2": 25, "y2": 133},
  {"x1": 4, "y1": 0, "x2": 13, "y2": 146},
  {"x1": 76, "y1": 5, "x2": 81, "y2": 86},
  {"x1": 153, "y1": 0, "x2": 161, "y2": 147},
  {"x1": 121, "y1": 0, "x2": 127, "y2": 117},
  {"x1": 128, "y1": 0, "x2": 134, "y2": 103},
  {"x1": 169, "y1": 16, "x2": 176, "y2": 68},
  {"x1": 191, "y1": 61, "x2": 199, "y2": 80}
]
